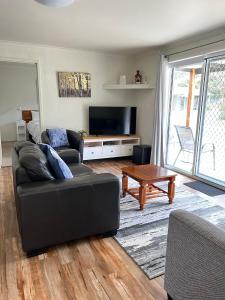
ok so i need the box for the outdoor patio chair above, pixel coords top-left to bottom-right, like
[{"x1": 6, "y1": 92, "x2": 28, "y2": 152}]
[{"x1": 173, "y1": 125, "x2": 215, "y2": 170}]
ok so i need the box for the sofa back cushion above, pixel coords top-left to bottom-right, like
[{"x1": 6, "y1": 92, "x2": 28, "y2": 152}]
[
  {"x1": 46, "y1": 128, "x2": 69, "y2": 148},
  {"x1": 39, "y1": 144, "x2": 73, "y2": 179},
  {"x1": 15, "y1": 141, "x2": 35, "y2": 152},
  {"x1": 12, "y1": 147, "x2": 32, "y2": 185},
  {"x1": 18, "y1": 143, "x2": 54, "y2": 181}
]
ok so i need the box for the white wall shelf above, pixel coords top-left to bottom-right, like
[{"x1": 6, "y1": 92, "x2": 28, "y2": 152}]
[
  {"x1": 103, "y1": 83, "x2": 154, "y2": 90},
  {"x1": 83, "y1": 135, "x2": 140, "y2": 160}
]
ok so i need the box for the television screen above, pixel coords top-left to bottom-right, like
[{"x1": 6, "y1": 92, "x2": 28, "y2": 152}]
[{"x1": 89, "y1": 106, "x2": 136, "y2": 135}]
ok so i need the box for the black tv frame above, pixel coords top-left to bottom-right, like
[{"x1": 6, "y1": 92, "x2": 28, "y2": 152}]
[{"x1": 89, "y1": 106, "x2": 137, "y2": 136}]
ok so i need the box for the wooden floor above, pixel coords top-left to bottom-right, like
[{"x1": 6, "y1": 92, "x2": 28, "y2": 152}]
[
  {"x1": 1, "y1": 159, "x2": 225, "y2": 300},
  {"x1": 1, "y1": 141, "x2": 15, "y2": 167}
]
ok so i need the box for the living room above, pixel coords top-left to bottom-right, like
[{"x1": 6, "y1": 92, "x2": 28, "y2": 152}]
[{"x1": 1, "y1": 1, "x2": 225, "y2": 299}]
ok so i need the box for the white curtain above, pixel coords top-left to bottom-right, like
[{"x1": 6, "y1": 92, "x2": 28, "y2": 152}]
[{"x1": 151, "y1": 55, "x2": 171, "y2": 166}]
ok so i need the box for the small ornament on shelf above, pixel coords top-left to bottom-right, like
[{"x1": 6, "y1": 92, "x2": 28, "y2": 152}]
[{"x1": 135, "y1": 70, "x2": 142, "y2": 84}]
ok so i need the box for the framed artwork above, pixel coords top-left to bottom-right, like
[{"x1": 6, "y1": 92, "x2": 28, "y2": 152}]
[{"x1": 57, "y1": 72, "x2": 91, "y2": 97}]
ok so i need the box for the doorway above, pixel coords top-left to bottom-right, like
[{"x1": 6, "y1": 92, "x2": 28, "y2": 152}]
[{"x1": 0, "y1": 61, "x2": 40, "y2": 167}]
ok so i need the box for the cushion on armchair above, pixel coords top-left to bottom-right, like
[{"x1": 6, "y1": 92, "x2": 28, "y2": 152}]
[
  {"x1": 55, "y1": 147, "x2": 81, "y2": 164},
  {"x1": 39, "y1": 144, "x2": 73, "y2": 179},
  {"x1": 46, "y1": 128, "x2": 69, "y2": 148}
]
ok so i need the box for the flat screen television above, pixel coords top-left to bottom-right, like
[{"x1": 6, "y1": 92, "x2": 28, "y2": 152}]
[{"x1": 89, "y1": 106, "x2": 136, "y2": 135}]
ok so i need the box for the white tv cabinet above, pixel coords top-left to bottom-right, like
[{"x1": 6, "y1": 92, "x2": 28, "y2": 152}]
[{"x1": 83, "y1": 135, "x2": 140, "y2": 160}]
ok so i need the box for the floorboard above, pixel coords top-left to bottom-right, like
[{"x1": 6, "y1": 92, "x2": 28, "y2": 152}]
[
  {"x1": 1, "y1": 158, "x2": 224, "y2": 299},
  {"x1": 1, "y1": 141, "x2": 15, "y2": 167}
]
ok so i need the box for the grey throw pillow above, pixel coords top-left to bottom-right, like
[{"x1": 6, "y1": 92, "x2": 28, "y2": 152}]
[{"x1": 19, "y1": 145, "x2": 54, "y2": 181}]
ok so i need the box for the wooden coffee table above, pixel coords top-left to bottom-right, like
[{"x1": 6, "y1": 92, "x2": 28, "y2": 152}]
[{"x1": 122, "y1": 164, "x2": 177, "y2": 210}]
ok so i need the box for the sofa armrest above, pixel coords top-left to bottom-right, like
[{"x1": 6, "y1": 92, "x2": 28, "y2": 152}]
[
  {"x1": 57, "y1": 148, "x2": 81, "y2": 164},
  {"x1": 16, "y1": 173, "x2": 120, "y2": 252},
  {"x1": 165, "y1": 209, "x2": 225, "y2": 300},
  {"x1": 67, "y1": 130, "x2": 84, "y2": 161}
]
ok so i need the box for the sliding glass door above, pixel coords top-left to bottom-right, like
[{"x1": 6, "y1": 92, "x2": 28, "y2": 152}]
[
  {"x1": 166, "y1": 54, "x2": 225, "y2": 188},
  {"x1": 196, "y1": 56, "x2": 225, "y2": 185},
  {"x1": 166, "y1": 62, "x2": 204, "y2": 174}
]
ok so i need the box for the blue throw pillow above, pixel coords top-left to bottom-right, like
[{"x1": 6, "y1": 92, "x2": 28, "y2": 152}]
[
  {"x1": 39, "y1": 143, "x2": 73, "y2": 179},
  {"x1": 46, "y1": 128, "x2": 69, "y2": 148}
]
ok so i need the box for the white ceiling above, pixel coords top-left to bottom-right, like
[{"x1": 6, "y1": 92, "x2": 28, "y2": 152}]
[{"x1": 1, "y1": 0, "x2": 225, "y2": 53}]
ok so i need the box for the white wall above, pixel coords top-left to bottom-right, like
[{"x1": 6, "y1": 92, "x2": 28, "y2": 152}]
[
  {"x1": 42, "y1": 48, "x2": 136, "y2": 131},
  {"x1": 0, "y1": 61, "x2": 38, "y2": 141},
  {"x1": 0, "y1": 41, "x2": 136, "y2": 136},
  {"x1": 132, "y1": 50, "x2": 160, "y2": 144},
  {"x1": 0, "y1": 41, "x2": 162, "y2": 146},
  {"x1": 1, "y1": 31, "x2": 225, "y2": 146}
]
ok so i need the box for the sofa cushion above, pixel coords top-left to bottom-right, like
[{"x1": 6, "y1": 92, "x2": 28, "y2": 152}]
[
  {"x1": 40, "y1": 144, "x2": 73, "y2": 179},
  {"x1": 46, "y1": 128, "x2": 69, "y2": 148},
  {"x1": 15, "y1": 141, "x2": 36, "y2": 153},
  {"x1": 19, "y1": 144, "x2": 54, "y2": 181},
  {"x1": 12, "y1": 148, "x2": 32, "y2": 185},
  {"x1": 55, "y1": 147, "x2": 80, "y2": 164},
  {"x1": 69, "y1": 163, "x2": 93, "y2": 177}
]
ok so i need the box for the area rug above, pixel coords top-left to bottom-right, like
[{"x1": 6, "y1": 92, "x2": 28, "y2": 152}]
[
  {"x1": 115, "y1": 180, "x2": 225, "y2": 280},
  {"x1": 184, "y1": 180, "x2": 225, "y2": 197}
]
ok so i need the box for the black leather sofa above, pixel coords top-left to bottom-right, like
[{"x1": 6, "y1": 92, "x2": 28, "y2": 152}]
[
  {"x1": 12, "y1": 142, "x2": 120, "y2": 257},
  {"x1": 41, "y1": 129, "x2": 84, "y2": 163}
]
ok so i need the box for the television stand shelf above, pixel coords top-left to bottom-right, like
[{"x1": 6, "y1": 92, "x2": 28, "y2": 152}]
[{"x1": 83, "y1": 135, "x2": 140, "y2": 160}]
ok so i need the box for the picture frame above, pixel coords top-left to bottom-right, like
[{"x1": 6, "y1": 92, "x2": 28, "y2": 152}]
[{"x1": 57, "y1": 71, "x2": 91, "y2": 97}]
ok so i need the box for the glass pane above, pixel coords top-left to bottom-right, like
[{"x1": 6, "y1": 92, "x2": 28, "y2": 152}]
[
  {"x1": 197, "y1": 57, "x2": 225, "y2": 185},
  {"x1": 166, "y1": 63, "x2": 203, "y2": 174}
]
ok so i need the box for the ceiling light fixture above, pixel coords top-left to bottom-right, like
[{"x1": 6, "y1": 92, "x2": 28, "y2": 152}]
[{"x1": 35, "y1": 0, "x2": 75, "y2": 7}]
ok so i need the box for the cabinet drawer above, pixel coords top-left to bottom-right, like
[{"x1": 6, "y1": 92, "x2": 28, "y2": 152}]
[
  {"x1": 121, "y1": 145, "x2": 133, "y2": 156},
  {"x1": 83, "y1": 147, "x2": 102, "y2": 160},
  {"x1": 102, "y1": 146, "x2": 121, "y2": 157}
]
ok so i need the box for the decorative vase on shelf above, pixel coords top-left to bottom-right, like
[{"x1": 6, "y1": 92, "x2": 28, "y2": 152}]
[
  {"x1": 119, "y1": 75, "x2": 126, "y2": 85},
  {"x1": 135, "y1": 70, "x2": 142, "y2": 84}
]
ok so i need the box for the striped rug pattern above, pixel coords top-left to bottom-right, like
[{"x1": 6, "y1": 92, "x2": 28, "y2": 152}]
[{"x1": 115, "y1": 181, "x2": 225, "y2": 279}]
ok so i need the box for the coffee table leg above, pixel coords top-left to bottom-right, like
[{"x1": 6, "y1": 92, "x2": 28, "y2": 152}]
[
  {"x1": 139, "y1": 183, "x2": 147, "y2": 210},
  {"x1": 122, "y1": 174, "x2": 128, "y2": 197},
  {"x1": 168, "y1": 177, "x2": 175, "y2": 204}
]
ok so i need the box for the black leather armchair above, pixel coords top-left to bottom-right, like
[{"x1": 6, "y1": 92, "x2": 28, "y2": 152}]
[{"x1": 41, "y1": 129, "x2": 84, "y2": 163}]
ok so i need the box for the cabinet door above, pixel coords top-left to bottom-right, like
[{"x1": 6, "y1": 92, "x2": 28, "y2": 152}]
[
  {"x1": 121, "y1": 145, "x2": 133, "y2": 156},
  {"x1": 102, "y1": 146, "x2": 121, "y2": 158},
  {"x1": 83, "y1": 147, "x2": 102, "y2": 160}
]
